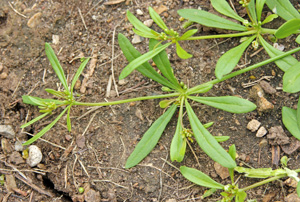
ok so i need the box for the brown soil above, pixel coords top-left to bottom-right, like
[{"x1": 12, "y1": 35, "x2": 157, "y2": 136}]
[{"x1": 1, "y1": 0, "x2": 300, "y2": 201}]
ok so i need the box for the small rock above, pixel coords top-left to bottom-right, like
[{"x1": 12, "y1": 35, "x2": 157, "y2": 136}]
[
  {"x1": 27, "y1": 12, "x2": 42, "y2": 28},
  {"x1": 259, "y1": 80, "x2": 276, "y2": 94},
  {"x1": 165, "y1": 199, "x2": 177, "y2": 202},
  {"x1": 214, "y1": 162, "x2": 229, "y2": 179},
  {"x1": 85, "y1": 189, "x2": 101, "y2": 202},
  {"x1": 256, "y1": 126, "x2": 267, "y2": 137},
  {"x1": 76, "y1": 135, "x2": 86, "y2": 149},
  {"x1": 0, "y1": 125, "x2": 15, "y2": 139},
  {"x1": 118, "y1": 79, "x2": 127, "y2": 85},
  {"x1": 26, "y1": 145, "x2": 43, "y2": 167},
  {"x1": 257, "y1": 97, "x2": 274, "y2": 112},
  {"x1": 8, "y1": 151, "x2": 25, "y2": 165},
  {"x1": 273, "y1": 43, "x2": 285, "y2": 51},
  {"x1": 14, "y1": 141, "x2": 24, "y2": 151},
  {"x1": 285, "y1": 178, "x2": 298, "y2": 188},
  {"x1": 286, "y1": 193, "x2": 300, "y2": 202},
  {"x1": 281, "y1": 137, "x2": 300, "y2": 154},
  {"x1": 249, "y1": 85, "x2": 264, "y2": 99},
  {"x1": 132, "y1": 34, "x2": 142, "y2": 44},
  {"x1": 52, "y1": 35, "x2": 59, "y2": 45},
  {"x1": 0, "y1": 72, "x2": 7, "y2": 79},
  {"x1": 267, "y1": 126, "x2": 290, "y2": 145},
  {"x1": 135, "y1": 108, "x2": 144, "y2": 121},
  {"x1": 136, "y1": 9, "x2": 143, "y2": 15},
  {"x1": 144, "y1": 19, "x2": 154, "y2": 27},
  {"x1": 247, "y1": 119, "x2": 261, "y2": 132}
]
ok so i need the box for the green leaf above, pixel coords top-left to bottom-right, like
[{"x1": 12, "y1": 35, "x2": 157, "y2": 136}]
[
  {"x1": 125, "y1": 104, "x2": 177, "y2": 168},
  {"x1": 262, "y1": 14, "x2": 278, "y2": 24},
  {"x1": 187, "y1": 83, "x2": 213, "y2": 95},
  {"x1": 283, "y1": 62, "x2": 300, "y2": 93},
  {"x1": 211, "y1": 0, "x2": 244, "y2": 22},
  {"x1": 235, "y1": 166, "x2": 286, "y2": 178},
  {"x1": 148, "y1": 7, "x2": 168, "y2": 30},
  {"x1": 132, "y1": 28, "x2": 158, "y2": 38},
  {"x1": 275, "y1": 19, "x2": 300, "y2": 39},
  {"x1": 296, "y1": 35, "x2": 300, "y2": 44},
  {"x1": 214, "y1": 136, "x2": 230, "y2": 142},
  {"x1": 149, "y1": 39, "x2": 180, "y2": 88},
  {"x1": 170, "y1": 117, "x2": 186, "y2": 162},
  {"x1": 23, "y1": 106, "x2": 69, "y2": 145},
  {"x1": 159, "y1": 99, "x2": 175, "y2": 108},
  {"x1": 67, "y1": 105, "x2": 71, "y2": 132},
  {"x1": 22, "y1": 95, "x2": 65, "y2": 106},
  {"x1": 282, "y1": 106, "x2": 300, "y2": 140},
  {"x1": 71, "y1": 58, "x2": 90, "y2": 93},
  {"x1": 127, "y1": 10, "x2": 158, "y2": 35},
  {"x1": 119, "y1": 42, "x2": 172, "y2": 80},
  {"x1": 203, "y1": 121, "x2": 214, "y2": 128},
  {"x1": 297, "y1": 96, "x2": 300, "y2": 129},
  {"x1": 215, "y1": 35, "x2": 255, "y2": 79},
  {"x1": 179, "y1": 29, "x2": 198, "y2": 40},
  {"x1": 228, "y1": 144, "x2": 236, "y2": 183},
  {"x1": 189, "y1": 96, "x2": 256, "y2": 114},
  {"x1": 259, "y1": 36, "x2": 298, "y2": 72},
  {"x1": 266, "y1": 0, "x2": 300, "y2": 21},
  {"x1": 21, "y1": 112, "x2": 50, "y2": 128},
  {"x1": 180, "y1": 166, "x2": 224, "y2": 189},
  {"x1": 236, "y1": 190, "x2": 247, "y2": 202},
  {"x1": 45, "y1": 43, "x2": 69, "y2": 93},
  {"x1": 185, "y1": 101, "x2": 236, "y2": 168},
  {"x1": 176, "y1": 42, "x2": 193, "y2": 59},
  {"x1": 45, "y1": 89, "x2": 65, "y2": 98},
  {"x1": 297, "y1": 181, "x2": 300, "y2": 197},
  {"x1": 118, "y1": 34, "x2": 176, "y2": 89},
  {"x1": 248, "y1": 0, "x2": 257, "y2": 23},
  {"x1": 177, "y1": 9, "x2": 247, "y2": 31},
  {"x1": 256, "y1": 0, "x2": 267, "y2": 22},
  {"x1": 202, "y1": 188, "x2": 217, "y2": 199}
]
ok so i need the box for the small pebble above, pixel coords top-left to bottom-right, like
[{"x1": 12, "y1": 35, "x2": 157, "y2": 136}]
[
  {"x1": 52, "y1": 35, "x2": 59, "y2": 45},
  {"x1": 0, "y1": 72, "x2": 8, "y2": 79},
  {"x1": 26, "y1": 145, "x2": 43, "y2": 167},
  {"x1": 0, "y1": 125, "x2": 15, "y2": 139},
  {"x1": 257, "y1": 97, "x2": 274, "y2": 112},
  {"x1": 143, "y1": 19, "x2": 153, "y2": 27},
  {"x1": 256, "y1": 126, "x2": 267, "y2": 137},
  {"x1": 259, "y1": 80, "x2": 276, "y2": 94},
  {"x1": 27, "y1": 12, "x2": 42, "y2": 28},
  {"x1": 136, "y1": 9, "x2": 143, "y2": 15},
  {"x1": 247, "y1": 119, "x2": 261, "y2": 132},
  {"x1": 118, "y1": 79, "x2": 128, "y2": 85},
  {"x1": 132, "y1": 34, "x2": 142, "y2": 44}
]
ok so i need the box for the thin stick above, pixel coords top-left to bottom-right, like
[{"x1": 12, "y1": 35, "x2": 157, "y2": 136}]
[
  {"x1": 186, "y1": 140, "x2": 201, "y2": 169},
  {"x1": 80, "y1": 111, "x2": 98, "y2": 136},
  {"x1": 22, "y1": 132, "x2": 66, "y2": 150},
  {"x1": 78, "y1": 7, "x2": 88, "y2": 30},
  {"x1": 77, "y1": 155, "x2": 90, "y2": 178},
  {"x1": 8, "y1": 2, "x2": 28, "y2": 18},
  {"x1": 111, "y1": 23, "x2": 120, "y2": 97},
  {"x1": 93, "y1": 179, "x2": 129, "y2": 189},
  {"x1": 160, "y1": 158, "x2": 180, "y2": 172}
]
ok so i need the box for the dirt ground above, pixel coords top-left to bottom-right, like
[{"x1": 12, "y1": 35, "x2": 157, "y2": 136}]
[{"x1": 1, "y1": 0, "x2": 300, "y2": 201}]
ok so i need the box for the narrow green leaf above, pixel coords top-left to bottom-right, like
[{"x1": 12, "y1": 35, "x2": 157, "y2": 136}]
[
  {"x1": 185, "y1": 101, "x2": 236, "y2": 168},
  {"x1": 211, "y1": 0, "x2": 244, "y2": 22},
  {"x1": 148, "y1": 7, "x2": 168, "y2": 30},
  {"x1": 189, "y1": 96, "x2": 256, "y2": 114},
  {"x1": 67, "y1": 105, "x2": 71, "y2": 132},
  {"x1": 22, "y1": 95, "x2": 65, "y2": 106},
  {"x1": 259, "y1": 36, "x2": 298, "y2": 72},
  {"x1": 275, "y1": 19, "x2": 300, "y2": 39},
  {"x1": 282, "y1": 106, "x2": 300, "y2": 140},
  {"x1": 215, "y1": 35, "x2": 255, "y2": 79},
  {"x1": 127, "y1": 10, "x2": 158, "y2": 35},
  {"x1": 266, "y1": 0, "x2": 300, "y2": 21},
  {"x1": 177, "y1": 9, "x2": 247, "y2": 31},
  {"x1": 262, "y1": 14, "x2": 278, "y2": 24},
  {"x1": 235, "y1": 167, "x2": 273, "y2": 178},
  {"x1": 45, "y1": 88, "x2": 65, "y2": 98},
  {"x1": 297, "y1": 96, "x2": 300, "y2": 129},
  {"x1": 149, "y1": 39, "x2": 180, "y2": 88},
  {"x1": 118, "y1": 34, "x2": 176, "y2": 89},
  {"x1": 248, "y1": 0, "x2": 257, "y2": 23},
  {"x1": 159, "y1": 99, "x2": 175, "y2": 108},
  {"x1": 187, "y1": 83, "x2": 213, "y2": 95},
  {"x1": 214, "y1": 136, "x2": 230, "y2": 142},
  {"x1": 176, "y1": 42, "x2": 193, "y2": 59},
  {"x1": 180, "y1": 166, "x2": 224, "y2": 189},
  {"x1": 170, "y1": 117, "x2": 185, "y2": 162},
  {"x1": 119, "y1": 42, "x2": 172, "y2": 80},
  {"x1": 296, "y1": 35, "x2": 300, "y2": 44},
  {"x1": 202, "y1": 188, "x2": 217, "y2": 199},
  {"x1": 297, "y1": 181, "x2": 300, "y2": 197},
  {"x1": 23, "y1": 106, "x2": 69, "y2": 145},
  {"x1": 45, "y1": 43, "x2": 69, "y2": 93},
  {"x1": 21, "y1": 112, "x2": 50, "y2": 128},
  {"x1": 236, "y1": 190, "x2": 247, "y2": 202},
  {"x1": 283, "y1": 62, "x2": 300, "y2": 93},
  {"x1": 132, "y1": 28, "x2": 158, "y2": 38},
  {"x1": 179, "y1": 29, "x2": 198, "y2": 40},
  {"x1": 228, "y1": 144, "x2": 236, "y2": 183},
  {"x1": 125, "y1": 104, "x2": 177, "y2": 168},
  {"x1": 71, "y1": 58, "x2": 90, "y2": 93},
  {"x1": 203, "y1": 121, "x2": 214, "y2": 128},
  {"x1": 256, "y1": 0, "x2": 267, "y2": 22}
]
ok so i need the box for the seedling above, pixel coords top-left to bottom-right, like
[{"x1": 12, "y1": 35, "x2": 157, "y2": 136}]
[
  {"x1": 22, "y1": 42, "x2": 300, "y2": 169},
  {"x1": 181, "y1": 146, "x2": 300, "y2": 201}
]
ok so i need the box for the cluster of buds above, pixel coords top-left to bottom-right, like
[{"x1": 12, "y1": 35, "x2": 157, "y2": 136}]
[
  {"x1": 38, "y1": 101, "x2": 57, "y2": 113},
  {"x1": 239, "y1": 0, "x2": 251, "y2": 7},
  {"x1": 181, "y1": 128, "x2": 194, "y2": 142}
]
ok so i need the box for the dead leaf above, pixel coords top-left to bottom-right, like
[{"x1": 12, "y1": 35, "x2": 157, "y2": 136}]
[{"x1": 213, "y1": 162, "x2": 229, "y2": 179}]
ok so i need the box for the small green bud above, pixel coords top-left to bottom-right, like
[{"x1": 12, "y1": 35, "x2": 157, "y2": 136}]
[
  {"x1": 78, "y1": 187, "x2": 84, "y2": 194},
  {"x1": 161, "y1": 86, "x2": 172, "y2": 92},
  {"x1": 252, "y1": 40, "x2": 259, "y2": 50}
]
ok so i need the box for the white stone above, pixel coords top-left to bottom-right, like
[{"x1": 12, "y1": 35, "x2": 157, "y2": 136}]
[
  {"x1": 132, "y1": 34, "x2": 142, "y2": 44},
  {"x1": 136, "y1": 9, "x2": 143, "y2": 15},
  {"x1": 144, "y1": 19, "x2": 153, "y2": 27},
  {"x1": 247, "y1": 119, "x2": 261, "y2": 132},
  {"x1": 256, "y1": 126, "x2": 267, "y2": 137},
  {"x1": 118, "y1": 79, "x2": 127, "y2": 85},
  {"x1": 14, "y1": 141, "x2": 24, "y2": 152},
  {"x1": 0, "y1": 125, "x2": 15, "y2": 139},
  {"x1": 52, "y1": 35, "x2": 59, "y2": 45},
  {"x1": 26, "y1": 145, "x2": 43, "y2": 167}
]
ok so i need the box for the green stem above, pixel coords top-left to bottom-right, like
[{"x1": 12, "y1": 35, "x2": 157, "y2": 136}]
[
  {"x1": 73, "y1": 93, "x2": 180, "y2": 106},
  {"x1": 260, "y1": 28, "x2": 277, "y2": 35},
  {"x1": 187, "y1": 46, "x2": 300, "y2": 95},
  {"x1": 183, "y1": 30, "x2": 256, "y2": 41},
  {"x1": 179, "y1": 96, "x2": 185, "y2": 129}
]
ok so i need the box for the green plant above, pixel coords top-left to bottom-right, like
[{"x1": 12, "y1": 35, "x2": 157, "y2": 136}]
[
  {"x1": 181, "y1": 146, "x2": 300, "y2": 201},
  {"x1": 21, "y1": 42, "x2": 300, "y2": 169}
]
